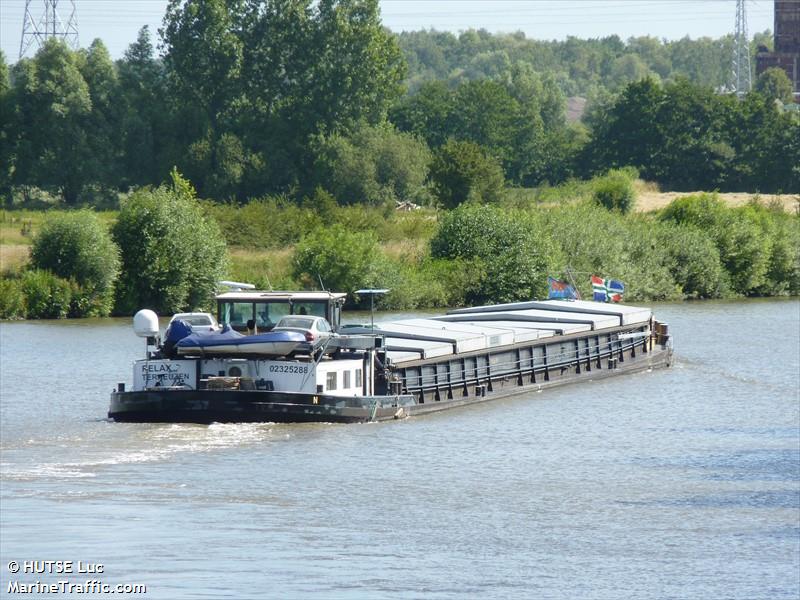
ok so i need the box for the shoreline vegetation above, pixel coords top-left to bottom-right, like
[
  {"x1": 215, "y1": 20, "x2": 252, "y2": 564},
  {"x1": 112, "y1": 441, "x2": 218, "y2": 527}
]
[
  {"x1": 1, "y1": 2, "x2": 798, "y2": 320},
  {"x1": 2, "y1": 174, "x2": 798, "y2": 320}
]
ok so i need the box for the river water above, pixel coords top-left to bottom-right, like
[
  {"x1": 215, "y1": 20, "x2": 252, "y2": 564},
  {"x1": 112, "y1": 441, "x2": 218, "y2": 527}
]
[{"x1": 0, "y1": 300, "x2": 798, "y2": 599}]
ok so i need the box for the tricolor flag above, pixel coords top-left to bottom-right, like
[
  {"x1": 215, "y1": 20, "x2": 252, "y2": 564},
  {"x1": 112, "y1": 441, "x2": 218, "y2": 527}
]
[
  {"x1": 547, "y1": 277, "x2": 578, "y2": 300},
  {"x1": 591, "y1": 275, "x2": 625, "y2": 302}
]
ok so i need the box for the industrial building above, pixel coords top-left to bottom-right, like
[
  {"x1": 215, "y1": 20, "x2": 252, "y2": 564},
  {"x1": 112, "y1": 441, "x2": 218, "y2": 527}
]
[{"x1": 756, "y1": 0, "x2": 800, "y2": 99}]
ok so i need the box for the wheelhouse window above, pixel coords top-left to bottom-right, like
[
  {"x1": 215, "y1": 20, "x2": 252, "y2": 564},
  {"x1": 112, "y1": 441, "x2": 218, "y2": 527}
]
[
  {"x1": 326, "y1": 372, "x2": 337, "y2": 391},
  {"x1": 293, "y1": 302, "x2": 327, "y2": 318},
  {"x1": 221, "y1": 302, "x2": 254, "y2": 330},
  {"x1": 219, "y1": 299, "x2": 331, "y2": 332},
  {"x1": 255, "y1": 302, "x2": 290, "y2": 329}
]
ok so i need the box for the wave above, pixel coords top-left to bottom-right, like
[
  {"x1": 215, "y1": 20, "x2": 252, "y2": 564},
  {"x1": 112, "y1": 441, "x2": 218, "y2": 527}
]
[{"x1": 1, "y1": 422, "x2": 283, "y2": 481}]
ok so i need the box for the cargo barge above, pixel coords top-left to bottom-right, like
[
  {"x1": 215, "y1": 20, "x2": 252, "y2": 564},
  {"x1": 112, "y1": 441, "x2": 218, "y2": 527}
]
[{"x1": 108, "y1": 291, "x2": 672, "y2": 423}]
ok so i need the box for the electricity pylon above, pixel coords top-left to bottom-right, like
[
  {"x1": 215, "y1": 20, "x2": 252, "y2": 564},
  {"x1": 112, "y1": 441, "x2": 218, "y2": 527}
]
[
  {"x1": 730, "y1": 0, "x2": 752, "y2": 97},
  {"x1": 19, "y1": 0, "x2": 79, "y2": 60}
]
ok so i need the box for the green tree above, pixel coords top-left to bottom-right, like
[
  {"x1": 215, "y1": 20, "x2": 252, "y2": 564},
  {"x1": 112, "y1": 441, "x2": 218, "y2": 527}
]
[
  {"x1": 246, "y1": 0, "x2": 405, "y2": 194},
  {"x1": 660, "y1": 194, "x2": 772, "y2": 294},
  {"x1": 112, "y1": 170, "x2": 228, "y2": 314},
  {"x1": 393, "y1": 77, "x2": 544, "y2": 184},
  {"x1": 11, "y1": 40, "x2": 92, "y2": 204},
  {"x1": 79, "y1": 39, "x2": 122, "y2": 196},
  {"x1": 0, "y1": 51, "x2": 13, "y2": 203},
  {"x1": 30, "y1": 210, "x2": 120, "y2": 315},
  {"x1": 498, "y1": 63, "x2": 558, "y2": 184},
  {"x1": 588, "y1": 78, "x2": 739, "y2": 190},
  {"x1": 161, "y1": 0, "x2": 406, "y2": 199},
  {"x1": 766, "y1": 114, "x2": 800, "y2": 193},
  {"x1": 503, "y1": 62, "x2": 565, "y2": 131},
  {"x1": 585, "y1": 77, "x2": 664, "y2": 178},
  {"x1": 311, "y1": 123, "x2": 431, "y2": 205},
  {"x1": 118, "y1": 26, "x2": 171, "y2": 188},
  {"x1": 162, "y1": 0, "x2": 245, "y2": 196},
  {"x1": 447, "y1": 79, "x2": 520, "y2": 169},
  {"x1": 754, "y1": 67, "x2": 793, "y2": 105},
  {"x1": 429, "y1": 139, "x2": 505, "y2": 208},
  {"x1": 390, "y1": 80, "x2": 453, "y2": 148},
  {"x1": 292, "y1": 224, "x2": 381, "y2": 299},
  {"x1": 305, "y1": 0, "x2": 406, "y2": 131},
  {"x1": 647, "y1": 79, "x2": 734, "y2": 190},
  {"x1": 608, "y1": 54, "x2": 654, "y2": 90},
  {"x1": 430, "y1": 204, "x2": 553, "y2": 304}
]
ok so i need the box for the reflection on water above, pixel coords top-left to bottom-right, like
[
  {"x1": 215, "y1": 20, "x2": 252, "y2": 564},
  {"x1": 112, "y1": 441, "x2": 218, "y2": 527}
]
[{"x1": 1, "y1": 299, "x2": 798, "y2": 599}]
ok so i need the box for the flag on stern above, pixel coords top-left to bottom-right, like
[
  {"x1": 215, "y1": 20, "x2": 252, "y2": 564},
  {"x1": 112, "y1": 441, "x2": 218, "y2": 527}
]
[
  {"x1": 547, "y1": 277, "x2": 578, "y2": 300},
  {"x1": 606, "y1": 279, "x2": 625, "y2": 302},
  {"x1": 591, "y1": 275, "x2": 607, "y2": 302},
  {"x1": 591, "y1": 275, "x2": 625, "y2": 302}
]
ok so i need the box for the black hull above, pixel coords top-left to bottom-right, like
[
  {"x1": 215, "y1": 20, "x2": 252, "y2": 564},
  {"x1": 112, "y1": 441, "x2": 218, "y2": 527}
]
[
  {"x1": 109, "y1": 344, "x2": 672, "y2": 424},
  {"x1": 108, "y1": 390, "x2": 409, "y2": 424}
]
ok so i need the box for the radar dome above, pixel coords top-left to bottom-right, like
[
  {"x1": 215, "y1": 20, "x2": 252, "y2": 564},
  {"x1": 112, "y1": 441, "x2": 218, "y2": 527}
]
[{"x1": 133, "y1": 309, "x2": 159, "y2": 338}]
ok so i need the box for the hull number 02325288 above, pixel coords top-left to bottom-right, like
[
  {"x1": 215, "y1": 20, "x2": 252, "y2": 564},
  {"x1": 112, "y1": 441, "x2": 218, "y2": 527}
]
[{"x1": 269, "y1": 364, "x2": 309, "y2": 374}]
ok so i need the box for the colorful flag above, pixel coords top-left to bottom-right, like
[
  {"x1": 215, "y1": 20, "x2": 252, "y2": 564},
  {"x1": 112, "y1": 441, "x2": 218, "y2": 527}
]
[
  {"x1": 548, "y1": 277, "x2": 577, "y2": 300},
  {"x1": 607, "y1": 279, "x2": 625, "y2": 302},
  {"x1": 591, "y1": 275, "x2": 625, "y2": 302},
  {"x1": 591, "y1": 275, "x2": 607, "y2": 302}
]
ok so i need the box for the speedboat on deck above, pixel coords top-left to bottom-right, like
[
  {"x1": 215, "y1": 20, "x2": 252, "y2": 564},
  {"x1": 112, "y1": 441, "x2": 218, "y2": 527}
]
[{"x1": 175, "y1": 325, "x2": 307, "y2": 357}]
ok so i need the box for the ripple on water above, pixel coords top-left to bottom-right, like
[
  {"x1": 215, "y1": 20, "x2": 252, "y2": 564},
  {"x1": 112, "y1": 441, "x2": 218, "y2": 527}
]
[{"x1": 0, "y1": 422, "x2": 286, "y2": 482}]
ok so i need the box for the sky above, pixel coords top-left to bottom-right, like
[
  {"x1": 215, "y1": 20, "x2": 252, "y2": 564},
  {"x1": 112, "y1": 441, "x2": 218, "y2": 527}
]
[{"x1": 1, "y1": 0, "x2": 776, "y2": 62}]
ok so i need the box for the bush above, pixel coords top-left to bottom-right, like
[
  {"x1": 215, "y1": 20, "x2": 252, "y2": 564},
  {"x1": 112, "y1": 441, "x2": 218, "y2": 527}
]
[
  {"x1": 30, "y1": 209, "x2": 120, "y2": 316},
  {"x1": 429, "y1": 140, "x2": 505, "y2": 209},
  {"x1": 112, "y1": 170, "x2": 228, "y2": 315},
  {"x1": 591, "y1": 168, "x2": 637, "y2": 213},
  {"x1": 366, "y1": 256, "x2": 484, "y2": 311},
  {"x1": 654, "y1": 222, "x2": 726, "y2": 298},
  {"x1": 432, "y1": 204, "x2": 519, "y2": 260},
  {"x1": 0, "y1": 277, "x2": 26, "y2": 319},
  {"x1": 739, "y1": 202, "x2": 800, "y2": 296},
  {"x1": 20, "y1": 270, "x2": 73, "y2": 319},
  {"x1": 755, "y1": 67, "x2": 794, "y2": 105},
  {"x1": 535, "y1": 202, "x2": 681, "y2": 301},
  {"x1": 206, "y1": 197, "x2": 322, "y2": 249},
  {"x1": 431, "y1": 204, "x2": 555, "y2": 304},
  {"x1": 292, "y1": 225, "x2": 382, "y2": 302},
  {"x1": 660, "y1": 194, "x2": 775, "y2": 295},
  {"x1": 311, "y1": 123, "x2": 432, "y2": 206}
]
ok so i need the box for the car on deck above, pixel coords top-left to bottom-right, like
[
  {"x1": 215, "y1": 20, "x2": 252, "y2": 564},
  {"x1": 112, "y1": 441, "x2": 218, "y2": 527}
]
[
  {"x1": 272, "y1": 315, "x2": 336, "y2": 347},
  {"x1": 169, "y1": 312, "x2": 220, "y2": 332}
]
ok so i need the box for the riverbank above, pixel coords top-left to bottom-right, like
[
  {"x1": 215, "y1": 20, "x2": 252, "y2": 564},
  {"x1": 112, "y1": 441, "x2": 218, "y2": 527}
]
[{"x1": 2, "y1": 189, "x2": 798, "y2": 319}]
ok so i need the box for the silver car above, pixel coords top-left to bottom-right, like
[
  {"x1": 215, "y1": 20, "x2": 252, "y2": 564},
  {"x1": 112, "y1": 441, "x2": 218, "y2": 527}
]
[
  {"x1": 273, "y1": 315, "x2": 335, "y2": 346},
  {"x1": 169, "y1": 312, "x2": 220, "y2": 332}
]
